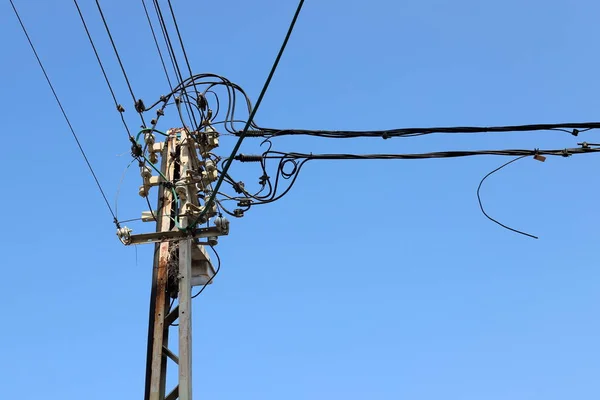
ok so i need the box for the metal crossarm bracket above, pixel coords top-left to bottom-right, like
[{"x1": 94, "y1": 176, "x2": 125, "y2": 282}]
[{"x1": 125, "y1": 226, "x2": 227, "y2": 245}]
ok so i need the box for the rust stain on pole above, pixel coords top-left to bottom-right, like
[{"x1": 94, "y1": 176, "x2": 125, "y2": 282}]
[{"x1": 148, "y1": 133, "x2": 178, "y2": 400}]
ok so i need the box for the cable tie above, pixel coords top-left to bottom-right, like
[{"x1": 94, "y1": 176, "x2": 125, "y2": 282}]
[{"x1": 117, "y1": 104, "x2": 125, "y2": 113}]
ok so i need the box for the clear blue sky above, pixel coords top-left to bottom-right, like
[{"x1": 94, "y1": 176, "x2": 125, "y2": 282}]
[{"x1": 3, "y1": 1, "x2": 600, "y2": 399}]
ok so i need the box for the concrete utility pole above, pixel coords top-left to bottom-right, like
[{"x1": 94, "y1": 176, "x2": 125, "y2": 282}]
[{"x1": 116, "y1": 128, "x2": 228, "y2": 400}]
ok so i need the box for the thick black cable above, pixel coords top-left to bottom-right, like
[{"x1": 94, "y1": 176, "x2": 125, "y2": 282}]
[
  {"x1": 151, "y1": 0, "x2": 196, "y2": 128},
  {"x1": 246, "y1": 122, "x2": 600, "y2": 139},
  {"x1": 238, "y1": 147, "x2": 600, "y2": 162},
  {"x1": 95, "y1": 0, "x2": 146, "y2": 126},
  {"x1": 73, "y1": 0, "x2": 133, "y2": 139},
  {"x1": 166, "y1": 0, "x2": 195, "y2": 88},
  {"x1": 230, "y1": 146, "x2": 599, "y2": 208},
  {"x1": 10, "y1": 0, "x2": 118, "y2": 226},
  {"x1": 191, "y1": 0, "x2": 306, "y2": 229},
  {"x1": 166, "y1": 0, "x2": 202, "y2": 131},
  {"x1": 141, "y1": 0, "x2": 174, "y2": 91},
  {"x1": 476, "y1": 156, "x2": 538, "y2": 239},
  {"x1": 152, "y1": 0, "x2": 184, "y2": 86}
]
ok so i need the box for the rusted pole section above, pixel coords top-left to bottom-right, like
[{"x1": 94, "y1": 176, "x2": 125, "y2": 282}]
[{"x1": 145, "y1": 134, "x2": 177, "y2": 400}]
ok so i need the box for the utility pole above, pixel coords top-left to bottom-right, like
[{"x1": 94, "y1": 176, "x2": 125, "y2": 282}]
[{"x1": 116, "y1": 127, "x2": 229, "y2": 400}]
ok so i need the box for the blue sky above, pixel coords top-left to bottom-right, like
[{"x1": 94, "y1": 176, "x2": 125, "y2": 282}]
[{"x1": 3, "y1": 1, "x2": 600, "y2": 399}]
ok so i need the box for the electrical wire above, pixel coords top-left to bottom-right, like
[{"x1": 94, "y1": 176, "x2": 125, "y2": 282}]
[
  {"x1": 191, "y1": 245, "x2": 221, "y2": 299},
  {"x1": 95, "y1": 0, "x2": 146, "y2": 126},
  {"x1": 244, "y1": 122, "x2": 600, "y2": 139},
  {"x1": 227, "y1": 145, "x2": 600, "y2": 209},
  {"x1": 190, "y1": 0, "x2": 306, "y2": 230},
  {"x1": 166, "y1": 0, "x2": 203, "y2": 128},
  {"x1": 10, "y1": 0, "x2": 119, "y2": 227},
  {"x1": 476, "y1": 156, "x2": 538, "y2": 239},
  {"x1": 151, "y1": 0, "x2": 197, "y2": 129},
  {"x1": 73, "y1": 0, "x2": 133, "y2": 139},
  {"x1": 141, "y1": 0, "x2": 174, "y2": 91},
  {"x1": 237, "y1": 147, "x2": 599, "y2": 162}
]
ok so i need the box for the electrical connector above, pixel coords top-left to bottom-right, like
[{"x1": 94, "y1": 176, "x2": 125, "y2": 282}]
[
  {"x1": 237, "y1": 198, "x2": 251, "y2": 207},
  {"x1": 141, "y1": 210, "x2": 157, "y2": 222},
  {"x1": 197, "y1": 125, "x2": 220, "y2": 157},
  {"x1": 135, "y1": 99, "x2": 146, "y2": 113}
]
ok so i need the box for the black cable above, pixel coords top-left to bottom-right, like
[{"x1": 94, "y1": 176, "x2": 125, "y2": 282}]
[
  {"x1": 10, "y1": 0, "x2": 118, "y2": 226},
  {"x1": 151, "y1": 0, "x2": 197, "y2": 129},
  {"x1": 73, "y1": 0, "x2": 133, "y2": 139},
  {"x1": 229, "y1": 146, "x2": 599, "y2": 209},
  {"x1": 152, "y1": 0, "x2": 185, "y2": 87},
  {"x1": 164, "y1": 0, "x2": 204, "y2": 132},
  {"x1": 246, "y1": 122, "x2": 599, "y2": 139},
  {"x1": 192, "y1": 0, "x2": 306, "y2": 229},
  {"x1": 476, "y1": 156, "x2": 538, "y2": 239},
  {"x1": 95, "y1": 0, "x2": 146, "y2": 126},
  {"x1": 238, "y1": 147, "x2": 599, "y2": 161},
  {"x1": 166, "y1": 0, "x2": 194, "y2": 79},
  {"x1": 141, "y1": 0, "x2": 174, "y2": 91},
  {"x1": 191, "y1": 245, "x2": 221, "y2": 299}
]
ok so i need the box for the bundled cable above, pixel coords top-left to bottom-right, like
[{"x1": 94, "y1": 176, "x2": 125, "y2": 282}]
[
  {"x1": 241, "y1": 123, "x2": 598, "y2": 139},
  {"x1": 219, "y1": 144, "x2": 600, "y2": 209}
]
